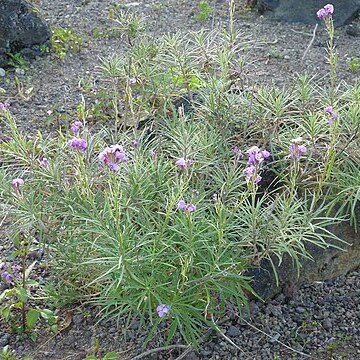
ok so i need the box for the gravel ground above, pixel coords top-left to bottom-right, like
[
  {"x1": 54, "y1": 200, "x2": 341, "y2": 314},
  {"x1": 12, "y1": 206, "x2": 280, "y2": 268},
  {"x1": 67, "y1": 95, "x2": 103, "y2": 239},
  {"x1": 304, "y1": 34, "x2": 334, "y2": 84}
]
[{"x1": 0, "y1": 0, "x2": 359, "y2": 359}]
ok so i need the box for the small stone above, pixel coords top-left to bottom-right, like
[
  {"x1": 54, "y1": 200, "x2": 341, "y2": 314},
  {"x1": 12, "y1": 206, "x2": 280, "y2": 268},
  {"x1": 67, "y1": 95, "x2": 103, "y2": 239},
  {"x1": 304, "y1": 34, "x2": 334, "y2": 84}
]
[
  {"x1": 130, "y1": 320, "x2": 140, "y2": 330},
  {"x1": 295, "y1": 306, "x2": 306, "y2": 314},
  {"x1": 269, "y1": 332, "x2": 280, "y2": 343},
  {"x1": 346, "y1": 25, "x2": 360, "y2": 37},
  {"x1": 266, "y1": 304, "x2": 282, "y2": 317},
  {"x1": 73, "y1": 314, "x2": 84, "y2": 326},
  {"x1": 0, "y1": 334, "x2": 11, "y2": 347},
  {"x1": 0, "y1": 67, "x2": 5, "y2": 77},
  {"x1": 227, "y1": 325, "x2": 241, "y2": 337},
  {"x1": 123, "y1": 2, "x2": 140, "y2": 6},
  {"x1": 200, "y1": 350, "x2": 212, "y2": 357},
  {"x1": 322, "y1": 318, "x2": 332, "y2": 330},
  {"x1": 15, "y1": 68, "x2": 25, "y2": 76}
]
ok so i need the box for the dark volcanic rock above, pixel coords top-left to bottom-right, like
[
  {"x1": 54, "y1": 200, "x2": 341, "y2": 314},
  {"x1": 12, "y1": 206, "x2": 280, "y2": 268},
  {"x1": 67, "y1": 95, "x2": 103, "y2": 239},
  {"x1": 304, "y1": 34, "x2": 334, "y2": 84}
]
[
  {"x1": 0, "y1": 0, "x2": 51, "y2": 65},
  {"x1": 258, "y1": 0, "x2": 360, "y2": 26},
  {"x1": 248, "y1": 216, "x2": 360, "y2": 300}
]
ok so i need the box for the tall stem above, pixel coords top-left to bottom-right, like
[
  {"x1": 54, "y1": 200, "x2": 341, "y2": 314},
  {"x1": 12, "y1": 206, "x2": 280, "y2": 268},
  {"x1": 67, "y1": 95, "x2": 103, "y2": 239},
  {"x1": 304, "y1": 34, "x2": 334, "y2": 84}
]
[
  {"x1": 326, "y1": 17, "x2": 337, "y2": 105},
  {"x1": 21, "y1": 252, "x2": 27, "y2": 332}
]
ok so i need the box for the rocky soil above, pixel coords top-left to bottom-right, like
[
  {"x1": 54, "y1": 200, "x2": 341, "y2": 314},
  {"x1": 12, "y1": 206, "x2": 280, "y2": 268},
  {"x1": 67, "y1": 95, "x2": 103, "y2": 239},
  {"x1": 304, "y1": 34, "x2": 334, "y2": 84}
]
[{"x1": 0, "y1": 0, "x2": 359, "y2": 359}]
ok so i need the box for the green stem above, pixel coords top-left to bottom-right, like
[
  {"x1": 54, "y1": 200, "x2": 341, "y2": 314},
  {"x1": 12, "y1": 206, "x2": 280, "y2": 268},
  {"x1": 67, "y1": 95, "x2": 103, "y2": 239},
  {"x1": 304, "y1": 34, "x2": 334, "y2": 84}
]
[{"x1": 21, "y1": 253, "x2": 26, "y2": 332}]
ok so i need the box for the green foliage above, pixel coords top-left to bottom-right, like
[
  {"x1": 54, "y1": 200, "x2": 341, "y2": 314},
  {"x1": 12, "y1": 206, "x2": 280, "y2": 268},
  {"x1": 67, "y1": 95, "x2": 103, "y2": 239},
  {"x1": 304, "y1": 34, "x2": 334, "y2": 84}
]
[
  {"x1": 0, "y1": 346, "x2": 17, "y2": 360},
  {"x1": 194, "y1": 1, "x2": 212, "y2": 21},
  {"x1": 346, "y1": 57, "x2": 360, "y2": 72},
  {"x1": 107, "y1": 7, "x2": 146, "y2": 44},
  {"x1": 5, "y1": 53, "x2": 28, "y2": 69},
  {"x1": 51, "y1": 27, "x2": 83, "y2": 60},
  {"x1": 0, "y1": 7, "x2": 358, "y2": 349}
]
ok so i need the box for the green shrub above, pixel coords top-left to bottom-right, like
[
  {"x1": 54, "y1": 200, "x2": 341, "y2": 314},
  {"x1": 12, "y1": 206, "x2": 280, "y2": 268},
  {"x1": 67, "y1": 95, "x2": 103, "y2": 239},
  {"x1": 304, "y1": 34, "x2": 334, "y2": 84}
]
[{"x1": 0, "y1": 5, "x2": 358, "y2": 348}]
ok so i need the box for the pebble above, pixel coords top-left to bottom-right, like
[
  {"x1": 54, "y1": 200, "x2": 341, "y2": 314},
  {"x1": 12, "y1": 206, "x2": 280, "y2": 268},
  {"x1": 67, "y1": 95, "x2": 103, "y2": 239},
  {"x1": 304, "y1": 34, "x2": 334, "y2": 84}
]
[
  {"x1": 226, "y1": 325, "x2": 241, "y2": 337},
  {"x1": 72, "y1": 313, "x2": 84, "y2": 326},
  {"x1": 295, "y1": 306, "x2": 306, "y2": 314},
  {"x1": 0, "y1": 68, "x2": 5, "y2": 77},
  {"x1": 0, "y1": 334, "x2": 11, "y2": 347},
  {"x1": 322, "y1": 318, "x2": 332, "y2": 330},
  {"x1": 266, "y1": 304, "x2": 283, "y2": 317},
  {"x1": 15, "y1": 68, "x2": 25, "y2": 76},
  {"x1": 346, "y1": 24, "x2": 360, "y2": 37}
]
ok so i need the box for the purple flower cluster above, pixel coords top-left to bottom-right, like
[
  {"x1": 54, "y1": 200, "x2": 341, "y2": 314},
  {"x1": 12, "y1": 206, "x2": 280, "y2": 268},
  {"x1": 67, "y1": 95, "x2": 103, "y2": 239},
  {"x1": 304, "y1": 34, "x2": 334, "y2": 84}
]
[
  {"x1": 71, "y1": 121, "x2": 83, "y2": 134},
  {"x1": 289, "y1": 138, "x2": 307, "y2": 160},
  {"x1": 11, "y1": 178, "x2": 24, "y2": 191},
  {"x1": 324, "y1": 106, "x2": 338, "y2": 124},
  {"x1": 316, "y1": 4, "x2": 334, "y2": 21},
  {"x1": 175, "y1": 158, "x2": 193, "y2": 172},
  {"x1": 246, "y1": 146, "x2": 270, "y2": 166},
  {"x1": 0, "y1": 262, "x2": 21, "y2": 286},
  {"x1": 156, "y1": 304, "x2": 171, "y2": 317},
  {"x1": 177, "y1": 200, "x2": 196, "y2": 213},
  {"x1": 244, "y1": 165, "x2": 262, "y2": 184},
  {"x1": 68, "y1": 138, "x2": 88, "y2": 152},
  {"x1": 99, "y1": 145, "x2": 128, "y2": 171},
  {"x1": 243, "y1": 146, "x2": 270, "y2": 184},
  {"x1": 0, "y1": 102, "x2": 10, "y2": 111}
]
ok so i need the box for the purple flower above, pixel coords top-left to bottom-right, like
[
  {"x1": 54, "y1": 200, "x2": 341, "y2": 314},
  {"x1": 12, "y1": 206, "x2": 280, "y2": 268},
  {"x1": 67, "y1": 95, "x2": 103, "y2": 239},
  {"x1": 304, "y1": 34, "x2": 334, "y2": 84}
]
[
  {"x1": 128, "y1": 78, "x2": 137, "y2": 86},
  {"x1": 233, "y1": 146, "x2": 243, "y2": 161},
  {"x1": 324, "y1": 106, "x2": 338, "y2": 124},
  {"x1": 1, "y1": 272, "x2": 14, "y2": 284},
  {"x1": 0, "y1": 102, "x2": 10, "y2": 111},
  {"x1": 39, "y1": 157, "x2": 49, "y2": 168},
  {"x1": 185, "y1": 204, "x2": 196, "y2": 213},
  {"x1": 255, "y1": 175, "x2": 262, "y2": 184},
  {"x1": 68, "y1": 138, "x2": 88, "y2": 152},
  {"x1": 244, "y1": 165, "x2": 263, "y2": 184},
  {"x1": 177, "y1": 200, "x2": 197, "y2": 213},
  {"x1": 99, "y1": 145, "x2": 128, "y2": 171},
  {"x1": 246, "y1": 146, "x2": 270, "y2": 166},
  {"x1": 244, "y1": 165, "x2": 256, "y2": 181},
  {"x1": 317, "y1": 4, "x2": 334, "y2": 21},
  {"x1": 11, "y1": 178, "x2": 24, "y2": 191},
  {"x1": 177, "y1": 200, "x2": 186, "y2": 210},
  {"x1": 156, "y1": 304, "x2": 171, "y2": 318},
  {"x1": 11, "y1": 264, "x2": 21, "y2": 272},
  {"x1": 71, "y1": 121, "x2": 83, "y2": 134},
  {"x1": 175, "y1": 157, "x2": 193, "y2": 172},
  {"x1": 289, "y1": 142, "x2": 307, "y2": 160},
  {"x1": 132, "y1": 139, "x2": 139, "y2": 149}
]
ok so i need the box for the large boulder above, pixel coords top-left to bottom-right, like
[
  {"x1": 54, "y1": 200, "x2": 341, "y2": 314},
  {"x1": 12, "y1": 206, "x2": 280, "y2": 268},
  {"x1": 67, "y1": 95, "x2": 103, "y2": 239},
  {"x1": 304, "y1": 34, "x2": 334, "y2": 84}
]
[
  {"x1": 256, "y1": 0, "x2": 360, "y2": 26},
  {"x1": 248, "y1": 211, "x2": 360, "y2": 301},
  {"x1": 0, "y1": 0, "x2": 51, "y2": 65}
]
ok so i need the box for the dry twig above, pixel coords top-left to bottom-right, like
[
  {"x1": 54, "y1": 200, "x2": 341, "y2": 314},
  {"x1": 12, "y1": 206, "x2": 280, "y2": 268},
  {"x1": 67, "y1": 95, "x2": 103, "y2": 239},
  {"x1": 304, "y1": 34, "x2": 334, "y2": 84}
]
[{"x1": 302, "y1": 24, "x2": 318, "y2": 62}]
